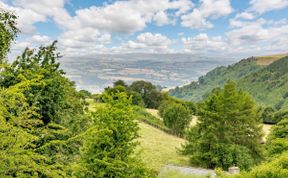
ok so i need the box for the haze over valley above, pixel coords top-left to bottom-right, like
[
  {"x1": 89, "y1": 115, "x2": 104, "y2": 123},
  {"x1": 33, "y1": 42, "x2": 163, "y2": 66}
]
[{"x1": 61, "y1": 54, "x2": 234, "y2": 92}]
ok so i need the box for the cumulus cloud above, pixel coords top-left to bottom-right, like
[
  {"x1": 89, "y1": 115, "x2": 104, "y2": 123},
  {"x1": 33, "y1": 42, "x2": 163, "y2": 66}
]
[
  {"x1": 182, "y1": 17, "x2": 288, "y2": 56},
  {"x1": 182, "y1": 33, "x2": 227, "y2": 53},
  {"x1": 227, "y1": 18, "x2": 288, "y2": 54},
  {"x1": 59, "y1": 0, "x2": 193, "y2": 34},
  {"x1": 235, "y1": 12, "x2": 255, "y2": 20},
  {"x1": 118, "y1": 32, "x2": 172, "y2": 53},
  {"x1": 181, "y1": 0, "x2": 233, "y2": 29},
  {"x1": 57, "y1": 28, "x2": 111, "y2": 57},
  {"x1": 153, "y1": 11, "x2": 171, "y2": 26},
  {"x1": 9, "y1": 34, "x2": 52, "y2": 59},
  {"x1": 249, "y1": 0, "x2": 288, "y2": 14}
]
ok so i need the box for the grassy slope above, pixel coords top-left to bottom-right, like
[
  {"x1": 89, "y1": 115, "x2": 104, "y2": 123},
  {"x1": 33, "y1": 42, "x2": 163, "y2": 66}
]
[
  {"x1": 255, "y1": 53, "x2": 288, "y2": 66},
  {"x1": 169, "y1": 57, "x2": 262, "y2": 101},
  {"x1": 87, "y1": 99, "x2": 190, "y2": 173},
  {"x1": 239, "y1": 56, "x2": 288, "y2": 110},
  {"x1": 169, "y1": 55, "x2": 288, "y2": 112},
  {"x1": 136, "y1": 122, "x2": 190, "y2": 173}
]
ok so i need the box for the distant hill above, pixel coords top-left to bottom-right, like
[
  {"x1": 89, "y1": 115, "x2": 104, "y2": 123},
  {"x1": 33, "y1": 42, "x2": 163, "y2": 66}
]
[{"x1": 169, "y1": 54, "x2": 288, "y2": 113}]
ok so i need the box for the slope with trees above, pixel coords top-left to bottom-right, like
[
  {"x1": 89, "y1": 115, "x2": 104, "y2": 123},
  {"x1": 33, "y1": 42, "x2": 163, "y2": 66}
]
[{"x1": 169, "y1": 55, "x2": 288, "y2": 123}]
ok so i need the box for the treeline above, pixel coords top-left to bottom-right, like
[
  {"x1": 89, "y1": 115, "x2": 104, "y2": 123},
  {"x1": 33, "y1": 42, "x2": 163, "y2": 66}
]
[
  {"x1": 91, "y1": 80, "x2": 196, "y2": 137},
  {"x1": 0, "y1": 11, "x2": 154, "y2": 178}
]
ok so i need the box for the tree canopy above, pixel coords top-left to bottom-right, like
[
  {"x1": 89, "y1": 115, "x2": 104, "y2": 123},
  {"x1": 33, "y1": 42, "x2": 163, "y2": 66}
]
[{"x1": 182, "y1": 81, "x2": 263, "y2": 170}]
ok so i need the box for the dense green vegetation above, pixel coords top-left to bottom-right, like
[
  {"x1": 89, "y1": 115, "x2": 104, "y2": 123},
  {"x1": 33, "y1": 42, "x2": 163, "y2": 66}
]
[
  {"x1": 159, "y1": 100, "x2": 192, "y2": 136},
  {"x1": 182, "y1": 82, "x2": 263, "y2": 170},
  {"x1": 169, "y1": 56, "x2": 288, "y2": 123},
  {"x1": 1, "y1": 10, "x2": 287, "y2": 178},
  {"x1": 0, "y1": 11, "x2": 153, "y2": 178},
  {"x1": 222, "y1": 118, "x2": 288, "y2": 178}
]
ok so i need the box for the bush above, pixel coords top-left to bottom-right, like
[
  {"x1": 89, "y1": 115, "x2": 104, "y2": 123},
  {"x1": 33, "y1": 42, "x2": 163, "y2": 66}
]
[
  {"x1": 159, "y1": 101, "x2": 191, "y2": 137},
  {"x1": 266, "y1": 118, "x2": 288, "y2": 156}
]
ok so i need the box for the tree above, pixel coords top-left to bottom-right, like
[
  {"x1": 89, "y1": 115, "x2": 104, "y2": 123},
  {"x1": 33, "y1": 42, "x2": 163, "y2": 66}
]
[
  {"x1": 74, "y1": 92, "x2": 154, "y2": 178},
  {"x1": 266, "y1": 118, "x2": 288, "y2": 156},
  {"x1": 159, "y1": 101, "x2": 192, "y2": 136},
  {"x1": 129, "y1": 80, "x2": 162, "y2": 108},
  {"x1": 0, "y1": 11, "x2": 18, "y2": 62},
  {"x1": 182, "y1": 81, "x2": 263, "y2": 170},
  {"x1": 113, "y1": 80, "x2": 127, "y2": 88},
  {"x1": 238, "y1": 151, "x2": 288, "y2": 178}
]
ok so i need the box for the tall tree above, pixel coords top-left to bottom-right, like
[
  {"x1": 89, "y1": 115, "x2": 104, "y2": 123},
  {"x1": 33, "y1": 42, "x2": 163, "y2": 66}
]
[
  {"x1": 182, "y1": 81, "x2": 263, "y2": 170},
  {"x1": 74, "y1": 92, "x2": 154, "y2": 178},
  {"x1": 130, "y1": 80, "x2": 162, "y2": 108}
]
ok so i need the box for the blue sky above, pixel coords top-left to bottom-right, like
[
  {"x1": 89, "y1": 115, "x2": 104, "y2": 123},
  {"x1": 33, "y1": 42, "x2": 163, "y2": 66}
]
[{"x1": 1, "y1": 0, "x2": 288, "y2": 58}]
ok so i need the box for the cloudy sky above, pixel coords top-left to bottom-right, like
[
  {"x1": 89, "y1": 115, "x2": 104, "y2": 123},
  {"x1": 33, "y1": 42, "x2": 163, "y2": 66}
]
[{"x1": 1, "y1": 0, "x2": 288, "y2": 58}]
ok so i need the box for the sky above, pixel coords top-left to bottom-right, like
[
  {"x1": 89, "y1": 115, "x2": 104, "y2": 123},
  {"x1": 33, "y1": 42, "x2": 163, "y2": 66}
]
[{"x1": 1, "y1": 0, "x2": 288, "y2": 59}]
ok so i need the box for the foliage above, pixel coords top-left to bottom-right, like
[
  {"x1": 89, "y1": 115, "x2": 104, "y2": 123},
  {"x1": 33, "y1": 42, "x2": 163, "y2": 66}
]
[
  {"x1": 159, "y1": 100, "x2": 192, "y2": 136},
  {"x1": 266, "y1": 118, "x2": 288, "y2": 156},
  {"x1": 169, "y1": 58, "x2": 261, "y2": 101},
  {"x1": 74, "y1": 92, "x2": 154, "y2": 178},
  {"x1": 130, "y1": 80, "x2": 162, "y2": 108},
  {"x1": 78, "y1": 89, "x2": 92, "y2": 99},
  {"x1": 169, "y1": 56, "x2": 288, "y2": 123},
  {"x1": 134, "y1": 106, "x2": 171, "y2": 133},
  {"x1": 235, "y1": 151, "x2": 288, "y2": 178},
  {"x1": 0, "y1": 10, "x2": 18, "y2": 62},
  {"x1": 182, "y1": 81, "x2": 263, "y2": 170}
]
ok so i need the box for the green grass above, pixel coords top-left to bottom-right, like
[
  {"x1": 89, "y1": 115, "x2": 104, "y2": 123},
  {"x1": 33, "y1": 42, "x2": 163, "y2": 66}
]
[
  {"x1": 136, "y1": 122, "x2": 190, "y2": 173},
  {"x1": 86, "y1": 99, "x2": 106, "y2": 111},
  {"x1": 86, "y1": 100, "x2": 190, "y2": 173}
]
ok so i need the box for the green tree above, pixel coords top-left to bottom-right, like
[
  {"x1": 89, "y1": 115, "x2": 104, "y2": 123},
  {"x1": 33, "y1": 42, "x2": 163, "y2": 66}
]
[
  {"x1": 129, "y1": 80, "x2": 162, "y2": 108},
  {"x1": 238, "y1": 151, "x2": 288, "y2": 178},
  {"x1": 113, "y1": 80, "x2": 128, "y2": 87},
  {"x1": 182, "y1": 81, "x2": 263, "y2": 170},
  {"x1": 0, "y1": 11, "x2": 18, "y2": 62},
  {"x1": 74, "y1": 92, "x2": 154, "y2": 178},
  {"x1": 266, "y1": 118, "x2": 288, "y2": 156},
  {"x1": 159, "y1": 101, "x2": 192, "y2": 136}
]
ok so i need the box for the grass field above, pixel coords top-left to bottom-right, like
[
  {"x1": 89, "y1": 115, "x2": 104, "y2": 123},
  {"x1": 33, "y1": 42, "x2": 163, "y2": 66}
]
[
  {"x1": 136, "y1": 122, "x2": 190, "y2": 173},
  {"x1": 255, "y1": 53, "x2": 288, "y2": 66}
]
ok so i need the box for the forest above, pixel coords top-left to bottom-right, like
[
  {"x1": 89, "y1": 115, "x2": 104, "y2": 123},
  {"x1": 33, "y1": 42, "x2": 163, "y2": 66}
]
[{"x1": 1, "y1": 10, "x2": 288, "y2": 178}]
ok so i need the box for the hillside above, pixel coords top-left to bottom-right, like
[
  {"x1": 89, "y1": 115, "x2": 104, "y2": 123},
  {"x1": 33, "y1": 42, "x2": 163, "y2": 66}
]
[
  {"x1": 137, "y1": 122, "x2": 190, "y2": 172},
  {"x1": 169, "y1": 55, "x2": 288, "y2": 113}
]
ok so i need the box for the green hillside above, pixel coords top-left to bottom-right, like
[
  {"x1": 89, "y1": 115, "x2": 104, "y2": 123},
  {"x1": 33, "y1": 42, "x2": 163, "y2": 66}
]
[{"x1": 169, "y1": 55, "x2": 288, "y2": 114}]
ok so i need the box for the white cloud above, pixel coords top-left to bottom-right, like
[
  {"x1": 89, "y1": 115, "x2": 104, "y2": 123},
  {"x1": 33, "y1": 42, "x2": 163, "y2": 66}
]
[
  {"x1": 249, "y1": 0, "x2": 288, "y2": 14},
  {"x1": 181, "y1": 0, "x2": 233, "y2": 29},
  {"x1": 58, "y1": 27, "x2": 111, "y2": 57},
  {"x1": 226, "y1": 19, "x2": 288, "y2": 53},
  {"x1": 235, "y1": 12, "x2": 255, "y2": 20},
  {"x1": 0, "y1": 2, "x2": 46, "y2": 33},
  {"x1": 31, "y1": 34, "x2": 50, "y2": 43},
  {"x1": 153, "y1": 11, "x2": 171, "y2": 26},
  {"x1": 61, "y1": 0, "x2": 193, "y2": 33},
  {"x1": 10, "y1": 34, "x2": 52, "y2": 58},
  {"x1": 118, "y1": 32, "x2": 172, "y2": 53},
  {"x1": 182, "y1": 17, "x2": 288, "y2": 56},
  {"x1": 182, "y1": 33, "x2": 227, "y2": 53}
]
